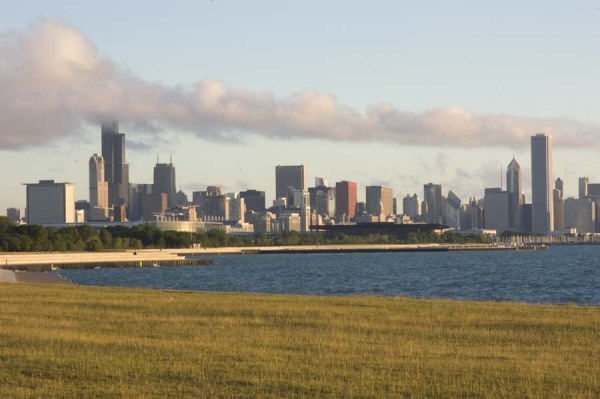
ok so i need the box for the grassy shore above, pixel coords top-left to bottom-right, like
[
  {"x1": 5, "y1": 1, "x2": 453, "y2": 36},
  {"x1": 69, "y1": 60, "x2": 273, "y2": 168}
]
[{"x1": 1, "y1": 284, "x2": 599, "y2": 398}]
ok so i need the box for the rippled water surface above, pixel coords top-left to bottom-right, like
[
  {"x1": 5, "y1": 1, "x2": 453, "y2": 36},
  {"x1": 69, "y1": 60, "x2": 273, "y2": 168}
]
[{"x1": 59, "y1": 245, "x2": 600, "y2": 304}]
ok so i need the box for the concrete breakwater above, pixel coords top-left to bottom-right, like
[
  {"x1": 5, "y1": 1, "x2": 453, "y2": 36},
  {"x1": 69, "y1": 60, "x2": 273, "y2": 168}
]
[
  {"x1": 0, "y1": 250, "x2": 212, "y2": 272},
  {"x1": 178, "y1": 243, "x2": 548, "y2": 256}
]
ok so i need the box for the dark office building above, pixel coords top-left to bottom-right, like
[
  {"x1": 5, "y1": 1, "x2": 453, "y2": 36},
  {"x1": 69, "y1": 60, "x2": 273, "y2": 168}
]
[
  {"x1": 240, "y1": 189, "x2": 266, "y2": 212},
  {"x1": 423, "y1": 183, "x2": 443, "y2": 224},
  {"x1": 101, "y1": 122, "x2": 129, "y2": 207},
  {"x1": 153, "y1": 159, "x2": 176, "y2": 208},
  {"x1": 193, "y1": 186, "x2": 226, "y2": 221},
  {"x1": 275, "y1": 165, "x2": 306, "y2": 206}
]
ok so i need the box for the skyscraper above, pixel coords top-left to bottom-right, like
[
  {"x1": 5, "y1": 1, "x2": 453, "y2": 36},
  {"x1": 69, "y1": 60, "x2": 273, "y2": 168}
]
[
  {"x1": 423, "y1": 183, "x2": 442, "y2": 224},
  {"x1": 402, "y1": 194, "x2": 420, "y2": 219},
  {"x1": 101, "y1": 122, "x2": 129, "y2": 208},
  {"x1": 506, "y1": 157, "x2": 522, "y2": 230},
  {"x1": 531, "y1": 133, "x2": 554, "y2": 233},
  {"x1": 89, "y1": 154, "x2": 109, "y2": 219},
  {"x1": 365, "y1": 186, "x2": 394, "y2": 216},
  {"x1": 153, "y1": 158, "x2": 177, "y2": 208},
  {"x1": 445, "y1": 190, "x2": 462, "y2": 229},
  {"x1": 335, "y1": 181, "x2": 357, "y2": 222},
  {"x1": 275, "y1": 165, "x2": 306, "y2": 206}
]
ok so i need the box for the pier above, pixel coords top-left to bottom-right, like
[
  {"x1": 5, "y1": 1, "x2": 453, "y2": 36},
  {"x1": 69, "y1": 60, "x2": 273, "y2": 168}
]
[{"x1": 0, "y1": 250, "x2": 212, "y2": 272}]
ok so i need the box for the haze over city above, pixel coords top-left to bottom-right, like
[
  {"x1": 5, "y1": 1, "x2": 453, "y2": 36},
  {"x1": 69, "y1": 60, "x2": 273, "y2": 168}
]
[{"x1": 2, "y1": 1, "x2": 600, "y2": 212}]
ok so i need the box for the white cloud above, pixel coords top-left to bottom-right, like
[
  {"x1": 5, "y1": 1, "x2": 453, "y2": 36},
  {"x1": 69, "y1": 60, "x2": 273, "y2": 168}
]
[{"x1": 0, "y1": 20, "x2": 598, "y2": 150}]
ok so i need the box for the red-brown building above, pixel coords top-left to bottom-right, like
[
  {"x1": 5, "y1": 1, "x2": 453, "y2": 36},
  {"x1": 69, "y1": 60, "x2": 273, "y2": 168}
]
[{"x1": 335, "y1": 181, "x2": 357, "y2": 222}]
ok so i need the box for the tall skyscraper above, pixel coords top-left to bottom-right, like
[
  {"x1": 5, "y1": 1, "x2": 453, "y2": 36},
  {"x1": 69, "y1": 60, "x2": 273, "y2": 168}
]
[
  {"x1": 335, "y1": 181, "x2": 357, "y2": 222},
  {"x1": 153, "y1": 158, "x2": 177, "y2": 208},
  {"x1": 506, "y1": 157, "x2": 522, "y2": 231},
  {"x1": 365, "y1": 186, "x2": 394, "y2": 216},
  {"x1": 531, "y1": 133, "x2": 554, "y2": 233},
  {"x1": 275, "y1": 165, "x2": 306, "y2": 206},
  {"x1": 101, "y1": 122, "x2": 129, "y2": 208},
  {"x1": 25, "y1": 180, "x2": 75, "y2": 225},
  {"x1": 89, "y1": 154, "x2": 109, "y2": 219},
  {"x1": 423, "y1": 183, "x2": 443, "y2": 224}
]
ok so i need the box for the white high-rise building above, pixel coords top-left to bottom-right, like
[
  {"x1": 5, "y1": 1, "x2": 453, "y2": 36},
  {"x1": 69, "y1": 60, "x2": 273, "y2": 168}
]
[
  {"x1": 531, "y1": 134, "x2": 554, "y2": 233},
  {"x1": 25, "y1": 180, "x2": 75, "y2": 225},
  {"x1": 89, "y1": 154, "x2": 109, "y2": 220}
]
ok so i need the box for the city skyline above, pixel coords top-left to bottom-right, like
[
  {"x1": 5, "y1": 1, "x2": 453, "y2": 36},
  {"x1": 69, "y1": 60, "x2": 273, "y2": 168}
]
[{"x1": 3, "y1": 3, "x2": 600, "y2": 211}]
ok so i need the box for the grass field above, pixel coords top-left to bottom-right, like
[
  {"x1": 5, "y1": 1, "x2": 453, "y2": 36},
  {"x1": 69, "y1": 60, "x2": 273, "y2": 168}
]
[{"x1": 1, "y1": 283, "x2": 599, "y2": 398}]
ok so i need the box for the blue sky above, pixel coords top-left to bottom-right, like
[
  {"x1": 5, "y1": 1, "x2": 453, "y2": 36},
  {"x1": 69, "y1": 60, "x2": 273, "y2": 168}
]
[{"x1": 2, "y1": 1, "x2": 600, "y2": 211}]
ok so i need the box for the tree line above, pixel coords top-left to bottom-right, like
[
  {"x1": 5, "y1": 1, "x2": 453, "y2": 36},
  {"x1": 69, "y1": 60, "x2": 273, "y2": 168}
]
[{"x1": 0, "y1": 217, "x2": 489, "y2": 252}]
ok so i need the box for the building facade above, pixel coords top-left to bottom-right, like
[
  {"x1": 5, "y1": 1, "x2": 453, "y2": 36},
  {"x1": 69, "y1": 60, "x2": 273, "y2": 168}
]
[{"x1": 25, "y1": 180, "x2": 75, "y2": 225}]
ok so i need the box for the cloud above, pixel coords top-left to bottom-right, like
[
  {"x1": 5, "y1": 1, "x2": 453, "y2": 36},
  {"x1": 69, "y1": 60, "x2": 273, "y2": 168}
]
[{"x1": 0, "y1": 20, "x2": 598, "y2": 150}]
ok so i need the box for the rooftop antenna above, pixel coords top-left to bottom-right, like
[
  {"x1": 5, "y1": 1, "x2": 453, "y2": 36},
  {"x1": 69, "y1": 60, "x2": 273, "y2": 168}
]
[
  {"x1": 500, "y1": 163, "x2": 503, "y2": 190},
  {"x1": 156, "y1": 155, "x2": 159, "y2": 164},
  {"x1": 170, "y1": 154, "x2": 172, "y2": 164}
]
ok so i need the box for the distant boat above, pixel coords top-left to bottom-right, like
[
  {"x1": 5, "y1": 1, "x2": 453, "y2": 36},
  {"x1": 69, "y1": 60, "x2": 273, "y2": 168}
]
[{"x1": 152, "y1": 263, "x2": 160, "y2": 267}]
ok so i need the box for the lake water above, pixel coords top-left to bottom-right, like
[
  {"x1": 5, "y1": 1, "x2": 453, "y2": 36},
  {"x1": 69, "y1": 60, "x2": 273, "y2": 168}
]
[{"x1": 58, "y1": 245, "x2": 600, "y2": 304}]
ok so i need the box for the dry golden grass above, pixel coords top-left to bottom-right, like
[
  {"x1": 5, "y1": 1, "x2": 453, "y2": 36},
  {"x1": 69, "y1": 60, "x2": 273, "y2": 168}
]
[{"x1": 1, "y1": 283, "x2": 599, "y2": 398}]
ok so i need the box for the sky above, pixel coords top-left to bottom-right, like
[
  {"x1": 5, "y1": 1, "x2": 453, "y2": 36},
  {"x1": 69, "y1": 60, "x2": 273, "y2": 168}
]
[{"x1": 2, "y1": 1, "x2": 600, "y2": 212}]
